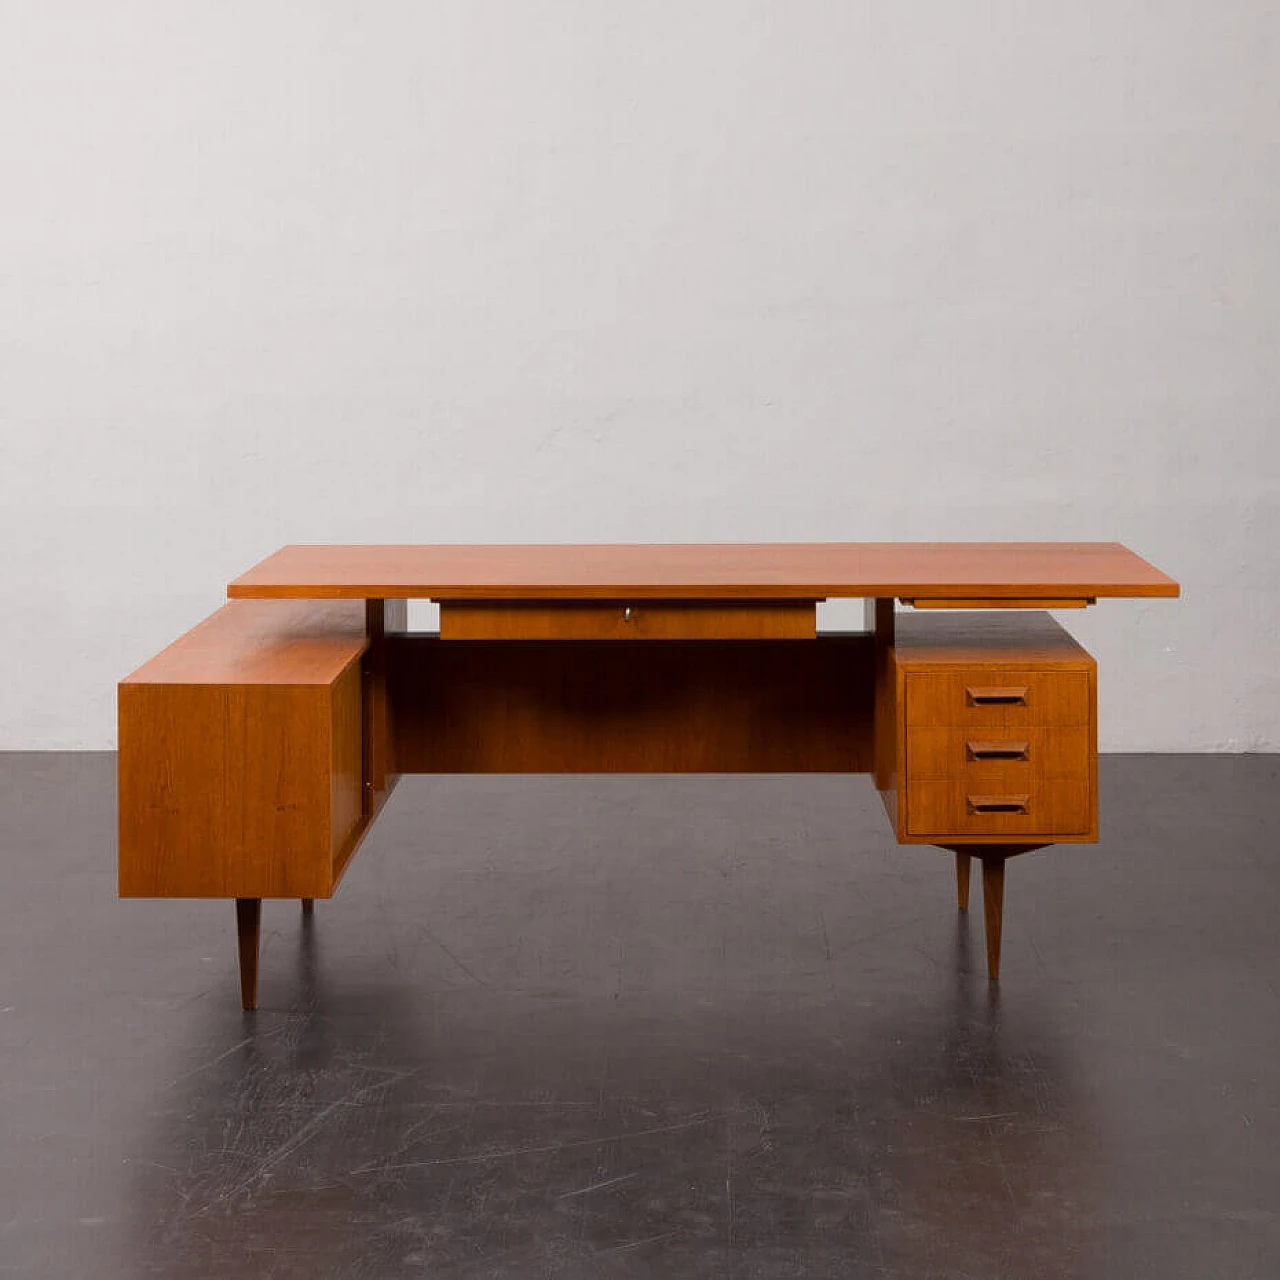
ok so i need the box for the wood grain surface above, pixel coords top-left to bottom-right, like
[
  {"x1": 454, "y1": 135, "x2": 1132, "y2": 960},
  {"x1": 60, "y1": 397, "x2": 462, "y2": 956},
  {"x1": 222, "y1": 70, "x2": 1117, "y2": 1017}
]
[
  {"x1": 891, "y1": 610, "x2": 1098, "y2": 667},
  {"x1": 226, "y1": 542, "x2": 1179, "y2": 601},
  {"x1": 386, "y1": 636, "x2": 875, "y2": 774},
  {"x1": 439, "y1": 600, "x2": 817, "y2": 640},
  {"x1": 123, "y1": 599, "x2": 367, "y2": 685},
  {"x1": 119, "y1": 600, "x2": 369, "y2": 899}
]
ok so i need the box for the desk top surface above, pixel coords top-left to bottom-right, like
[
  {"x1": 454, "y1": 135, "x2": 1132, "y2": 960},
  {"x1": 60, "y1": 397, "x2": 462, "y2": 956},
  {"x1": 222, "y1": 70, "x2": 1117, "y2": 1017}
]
[{"x1": 227, "y1": 543, "x2": 1179, "y2": 602}]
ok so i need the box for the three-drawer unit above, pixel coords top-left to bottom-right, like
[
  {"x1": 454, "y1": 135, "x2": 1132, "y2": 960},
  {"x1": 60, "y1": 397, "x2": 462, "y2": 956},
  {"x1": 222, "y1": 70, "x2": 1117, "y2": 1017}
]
[{"x1": 877, "y1": 612, "x2": 1098, "y2": 845}]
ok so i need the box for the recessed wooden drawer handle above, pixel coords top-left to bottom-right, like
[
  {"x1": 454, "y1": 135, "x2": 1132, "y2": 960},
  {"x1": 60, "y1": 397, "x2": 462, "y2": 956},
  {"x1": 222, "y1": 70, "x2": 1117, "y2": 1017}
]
[
  {"x1": 966, "y1": 686, "x2": 1029, "y2": 707},
  {"x1": 967, "y1": 740, "x2": 1030, "y2": 761},
  {"x1": 967, "y1": 794, "x2": 1030, "y2": 815}
]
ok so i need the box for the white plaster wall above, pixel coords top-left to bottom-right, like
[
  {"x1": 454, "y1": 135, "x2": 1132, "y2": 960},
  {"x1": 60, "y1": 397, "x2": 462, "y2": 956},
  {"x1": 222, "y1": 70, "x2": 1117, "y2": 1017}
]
[{"x1": 1, "y1": 2, "x2": 1276, "y2": 750}]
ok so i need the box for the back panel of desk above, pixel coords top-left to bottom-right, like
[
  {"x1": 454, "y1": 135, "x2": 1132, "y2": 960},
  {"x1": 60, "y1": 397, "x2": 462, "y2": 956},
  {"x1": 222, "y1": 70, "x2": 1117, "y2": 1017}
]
[{"x1": 385, "y1": 636, "x2": 875, "y2": 774}]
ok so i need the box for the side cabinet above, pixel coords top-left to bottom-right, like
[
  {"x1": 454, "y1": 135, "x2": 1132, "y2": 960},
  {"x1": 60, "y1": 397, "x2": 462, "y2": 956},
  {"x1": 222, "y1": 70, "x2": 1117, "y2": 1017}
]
[{"x1": 118, "y1": 601, "x2": 369, "y2": 900}]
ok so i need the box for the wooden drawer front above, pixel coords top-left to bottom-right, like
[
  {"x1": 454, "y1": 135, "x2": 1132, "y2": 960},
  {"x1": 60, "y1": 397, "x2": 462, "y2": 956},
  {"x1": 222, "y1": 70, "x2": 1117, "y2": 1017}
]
[
  {"x1": 906, "y1": 724, "x2": 1090, "y2": 782},
  {"x1": 439, "y1": 600, "x2": 816, "y2": 641},
  {"x1": 905, "y1": 777, "x2": 1092, "y2": 839},
  {"x1": 904, "y1": 670, "x2": 1091, "y2": 728}
]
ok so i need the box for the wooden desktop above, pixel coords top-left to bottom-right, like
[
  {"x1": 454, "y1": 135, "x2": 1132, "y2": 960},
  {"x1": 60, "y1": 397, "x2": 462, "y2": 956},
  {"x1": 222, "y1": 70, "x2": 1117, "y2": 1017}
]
[{"x1": 118, "y1": 543, "x2": 1179, "y2": 1008}]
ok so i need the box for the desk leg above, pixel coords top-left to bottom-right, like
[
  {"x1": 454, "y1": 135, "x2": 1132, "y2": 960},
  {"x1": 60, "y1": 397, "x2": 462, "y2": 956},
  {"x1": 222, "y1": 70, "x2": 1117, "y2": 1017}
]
[
  {"x1": 955, "y1": 852, "x2": 972, "y2": 911},
  {"x1": 943, "y1": 844, "x2": 1044, "y2": 979},
  {"x1": 301, "y1": 898, "x2": 314, "y2": 918},
  {"x1": 235, "y1": 898, "x2": 261, "y2": 1010},
  {"x1": 980, "y1": 855, "x2": 1005, "y2": 981}
]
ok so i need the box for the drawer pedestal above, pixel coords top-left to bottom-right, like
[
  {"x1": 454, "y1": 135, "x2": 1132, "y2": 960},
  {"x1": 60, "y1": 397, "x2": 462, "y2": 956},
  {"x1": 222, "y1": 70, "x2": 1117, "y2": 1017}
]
[
  {"x1": 877, "y1": 611, "x2": 1098, "y2": 847},
  {"x1": 874, "y1": 610, "x2": 1099, "y2": 979}
]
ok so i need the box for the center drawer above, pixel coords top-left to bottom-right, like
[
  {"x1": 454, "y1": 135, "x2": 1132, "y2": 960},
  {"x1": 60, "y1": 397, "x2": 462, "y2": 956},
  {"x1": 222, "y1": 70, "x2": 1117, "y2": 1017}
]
[{"x1": 438, "y1": 599, "x2": 818, "y2": 641}]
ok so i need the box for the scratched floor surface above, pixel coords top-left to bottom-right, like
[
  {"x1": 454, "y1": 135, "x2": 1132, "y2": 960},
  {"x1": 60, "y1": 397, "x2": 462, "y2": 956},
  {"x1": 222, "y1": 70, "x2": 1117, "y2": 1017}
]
[{"x1": 0, "y1": 754, "x2": 1277, "y2": 1278}]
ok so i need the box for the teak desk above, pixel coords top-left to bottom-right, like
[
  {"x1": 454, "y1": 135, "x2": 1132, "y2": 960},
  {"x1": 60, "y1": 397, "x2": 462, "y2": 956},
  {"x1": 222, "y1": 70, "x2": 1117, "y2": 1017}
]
[{"x1": 118, "y1": 543, "x2": 1178, "y2": 1008}]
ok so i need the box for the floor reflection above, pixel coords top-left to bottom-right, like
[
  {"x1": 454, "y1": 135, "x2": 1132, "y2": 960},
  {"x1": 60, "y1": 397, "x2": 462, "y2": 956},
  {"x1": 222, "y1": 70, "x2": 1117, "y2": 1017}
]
[
  {"x1": 5, "y1": 757, "x2": 1272, "y2": 1280},
  {"x1": 121, "y1": 909, "x2": 1100, "y2": 1279}
]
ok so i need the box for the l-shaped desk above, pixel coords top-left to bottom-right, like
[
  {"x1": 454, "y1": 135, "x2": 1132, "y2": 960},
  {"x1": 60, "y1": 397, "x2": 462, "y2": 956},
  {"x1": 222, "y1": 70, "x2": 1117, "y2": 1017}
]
[{"x1": 118, "y1": 543, "x2": 1179, "y2": 1008}]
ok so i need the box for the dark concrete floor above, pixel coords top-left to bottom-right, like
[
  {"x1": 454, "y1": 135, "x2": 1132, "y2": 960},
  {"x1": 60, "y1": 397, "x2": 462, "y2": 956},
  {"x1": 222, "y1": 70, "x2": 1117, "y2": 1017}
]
[{"x1": 1, "y1": 755, "x2": 1278, "y2": 1278}]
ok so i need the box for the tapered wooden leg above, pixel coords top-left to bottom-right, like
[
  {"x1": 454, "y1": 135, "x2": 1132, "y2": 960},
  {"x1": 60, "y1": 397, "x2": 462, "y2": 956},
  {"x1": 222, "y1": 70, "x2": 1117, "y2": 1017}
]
[
  {"x1": 981, "y1": 856, "x2": 1005, "y2": 981},
  {"x1": 301, "y1": 898, "x2": 314, "y2": 918},
  {"x1": 235, "y1": 897, "x2": 261, "y2": 1010},
  {"x1": 955, "y1": 852, "x2": 972, "y2": 911}
]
